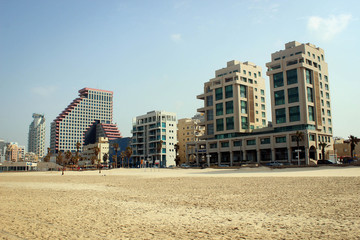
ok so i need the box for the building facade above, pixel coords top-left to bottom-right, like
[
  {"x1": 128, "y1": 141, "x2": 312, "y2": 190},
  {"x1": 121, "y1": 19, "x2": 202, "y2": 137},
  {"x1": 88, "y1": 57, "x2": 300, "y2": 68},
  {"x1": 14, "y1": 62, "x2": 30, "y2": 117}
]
[
  {"x1": 5, "y1": 142, "x2": 25, "y2": 162},
  {"x1": 81, "y1": 137, "x2": 109, "y2": 164},
  {"x1": 131, "y1": 111, "x2": 177, "y2": 167},
  {"x1": 197, "y1": 60, "x2": 268, "y2": 140},
  {"x1": 187, "y1": 41, "x2": 333, "y2": 166},
  {"x1": 50, "y1": 88, "x2": 113, "y2": 154},
  {"x1": 28, "y1": 113, "x2": 46, "y2": 158},
  {"x1": 177, "y1": 115, "x2": 205, "y2": 165}
]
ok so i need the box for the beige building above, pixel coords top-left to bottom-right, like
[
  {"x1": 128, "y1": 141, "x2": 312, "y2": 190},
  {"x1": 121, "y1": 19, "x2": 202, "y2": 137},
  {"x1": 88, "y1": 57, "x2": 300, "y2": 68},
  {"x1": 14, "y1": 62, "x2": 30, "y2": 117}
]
[
  {"x1": 5, "y1": 143, "x2": 25, "y2": 162},
  {"x1": 187, "y1": 41, "x2": 334, "y2": 166},
  {"x1": 197, "y1": 60, "x2": 267, "y2": 139},
  {"x1": 81, "y1": 137, "x2": 109, "y2": 164},
  {"x1": 177, "y1": 115, "x2": 205, "y2": 165}
]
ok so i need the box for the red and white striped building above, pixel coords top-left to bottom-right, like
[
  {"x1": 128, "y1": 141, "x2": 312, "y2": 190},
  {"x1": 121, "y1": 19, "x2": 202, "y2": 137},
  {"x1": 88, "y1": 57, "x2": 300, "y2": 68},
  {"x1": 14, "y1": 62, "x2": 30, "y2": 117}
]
[{"x1": 50, "y1": 88, "x2": 113, "y2": 153}]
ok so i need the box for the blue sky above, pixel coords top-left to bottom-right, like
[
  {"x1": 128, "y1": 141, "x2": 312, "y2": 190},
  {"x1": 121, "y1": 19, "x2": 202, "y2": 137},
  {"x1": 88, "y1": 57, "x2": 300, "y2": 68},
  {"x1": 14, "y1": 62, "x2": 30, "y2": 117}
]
[{"x1": 1, "y1": 0, "x2": 359, "y2": 148}]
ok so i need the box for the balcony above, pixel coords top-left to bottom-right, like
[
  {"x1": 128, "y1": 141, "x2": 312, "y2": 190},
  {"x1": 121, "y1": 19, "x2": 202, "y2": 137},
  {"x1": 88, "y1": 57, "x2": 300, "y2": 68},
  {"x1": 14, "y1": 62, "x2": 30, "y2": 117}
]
[
  {"x1": 197, "y1": 93, "x2": 205, "y2": 100},
  {"x1": 197, "y1": 107, "x2": 206, "y2": 113}
]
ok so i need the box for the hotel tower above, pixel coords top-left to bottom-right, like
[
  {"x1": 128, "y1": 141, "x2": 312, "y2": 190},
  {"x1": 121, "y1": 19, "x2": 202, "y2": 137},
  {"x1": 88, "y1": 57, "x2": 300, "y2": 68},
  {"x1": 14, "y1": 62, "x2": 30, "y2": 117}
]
[
  {"x1": 28, "y1": 113, "x2": 46, "y2": 158},
  {"x1": 50, "y1": 88, "x2": 113, "y2": 153}
]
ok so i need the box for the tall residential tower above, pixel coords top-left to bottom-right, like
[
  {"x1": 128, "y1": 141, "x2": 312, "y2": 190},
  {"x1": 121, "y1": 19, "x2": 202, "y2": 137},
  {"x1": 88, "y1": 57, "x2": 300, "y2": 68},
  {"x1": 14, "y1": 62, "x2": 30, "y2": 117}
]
[
  {"x1": 28, "y1": 113, "x2": 46, "y2": 158},
  {"x1": 50, "y1": 88, "x2": 113, "y2": 153}
]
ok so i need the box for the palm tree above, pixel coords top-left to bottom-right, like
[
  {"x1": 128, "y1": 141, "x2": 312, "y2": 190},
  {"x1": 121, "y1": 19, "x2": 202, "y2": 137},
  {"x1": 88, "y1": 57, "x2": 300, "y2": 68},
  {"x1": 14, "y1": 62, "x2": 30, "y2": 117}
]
[
  {"x1": 93, "y1": 146, "x2": 100, "y2": 172},
  {"x1": 294, "y1": 131, "x2": 304, "y2": 165},
  {"x1": 113, "y1": 143, "x2": 119, "y2": 168},
  {"x1": 65, "y1": 150, "x2": 72, "y2": 167},
  {"x1": 348, "y1": 135, "x2": 359, "y2": 159},
  {"x1": 44, "y1": 147, "x2": 51, "y2": 162},
  {"x1": 174, "y1": 143, "x2": 180, "y2": 166},
  {"x1": 56, "y1": 151, "x2": 65, "y2": 175},
  {"x1": 125, "y1": 147, "x2": 133, "y2": 168},
  {"x1": 103, "y1": 153, "x2": 108, "y2": 168},
  {"x1": 319, "y1": 142, "x2": 328, "y2": 161},
  {"x1": 120, "y1": 151, "x2": 126, "y2": 168}
]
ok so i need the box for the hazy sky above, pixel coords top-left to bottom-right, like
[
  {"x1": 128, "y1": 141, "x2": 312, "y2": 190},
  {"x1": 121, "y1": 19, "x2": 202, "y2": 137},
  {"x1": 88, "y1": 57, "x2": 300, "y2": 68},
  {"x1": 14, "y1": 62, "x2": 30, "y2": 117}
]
[{"x1": 1, "y1": 0, "x2": 359, "y2": 148}]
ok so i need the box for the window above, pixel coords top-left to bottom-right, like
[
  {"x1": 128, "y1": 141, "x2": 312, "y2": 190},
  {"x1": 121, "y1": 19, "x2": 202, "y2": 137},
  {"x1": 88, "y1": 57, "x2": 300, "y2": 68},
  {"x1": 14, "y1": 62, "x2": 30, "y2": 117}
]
[
  {"x1": 261, "y1": 89, "x2": 265, "y2": 95},
  {"x1": 262, "y1": 112, "x2": 266, "y2": 118},
  {"x1": 240, "y1": 85, "x2": 247, "y2": 98},
  {"x1": 325, "y1": 84, "x2": 329, "y2": 90},
  {"x1": 226, "y1": 101, "x2": 233, "y2": 114},
  {"x1": 274, "y1": 90, "x2": 285, "y2": 105},
  {"x1": 261, "y1": 104, "x2": 266, "y2": 110},
  {"x1": 262, "y1": 119, "x2": 267, "y2": 126},
  {"x1": 329, "y1": 127, "x2": 332, "y2": 134},
  {"x1": 207, "y1": 110, "x2": 213, "y2": 121},
  {"x1": 288, "y1": 87, "x2": 299, "y2": 103},
  {"x1": 233, "y1": 141, "x2": 241, "y2": 146},
  {"x1": 306, "y1": 69, "x2": 312, "y2": 84},
  {"x1": 289, "y1": 106, "x2": 300, "y2": 122},
  {"x1": 249, "y1": 72, "x2": 252, "y2": 76},
  {"x1": 247, "y1": 139, "x2": 256, "y2": 145},
  {"x1": 276, "y1": 136, "x2": 286, "y2": 143},
  {"x1": 308, "y1": 106, "x2": 314, "y2": 121},
  {"x1": 324, "y1": 75, "x2": 328, "y2": 82},
  {"x1": 221, "y1": 142, "x2": 229, "y2": 148},
  {"x1": 320, "y1": 82, "x2": 323, "y2": 89},
  {"x1": 275, "y1": 108, "x2": 286, "y2": 124},
  {"x1": 326, "y1": 92, "x2": 330, "y2": 99},
  {"x1": 261, "y1": 97, "x2": 265, "y2": 103},
  {"x1": 310, "y1": 135, "x2": 315, "y2": 141},
  {"x1": 207, "y1": 124, "x2": 214, "y2": 135},
  {"x1": 210, "y1": 143, "x2": 217, "y2": 148},
  {"x1": 241, "y1": 116, "x2": 248, "y2": 129},
  {"x1": 328, "y1": 119, "x2": 332, "y2": 125},
  {"x1": 321, "y1": 100, "x2": 324, "y2": 106},
  {"x1": 226, "y1": 117, "x2": 234, "y2": 130},
  {"x1": 327, "y1": 110, "x2": 331, "y2": 116},
  {"x1": 216, "y1": 103, "x2": 223, "y2": 116},
  {"x1": 225, "y1": 85, "x2": 233, "y2": 98},
  {"x1": 254, "y1": 73, "x2": 257, "y2": 78},
  {"x1": 243, "y1": 70, "x2": 246, "y2": 74},
  {"x1": 286, "y1": 69, "x2": 298, "y2": 85},
  {"x1": 206, "y1": 96, "x2": 213, "y2": 107},
  {"x1": 249, "y1": 79, "x2": 253, "y2": 84},
  {"x1": 273, "y1": 73, "x2": 284, "y2": 88},
  {"x1": 216, "y1": 119, "x2": 224, "y2": 131},
  {"x1": 241, "y1": 101, "x2": 247, "y2": 114},
  {"x1": 307, "y1": 87, "x2": 313, "y2": 102},
  {"x1": 258, "y1": 71, "x2": 261, "y2": 77},
  {"x1": 261, "y1": 138, "x2": 270, "y2": 144},
  {"x1": 215, "y1": 88, "x2": 223, "y2": 100}
]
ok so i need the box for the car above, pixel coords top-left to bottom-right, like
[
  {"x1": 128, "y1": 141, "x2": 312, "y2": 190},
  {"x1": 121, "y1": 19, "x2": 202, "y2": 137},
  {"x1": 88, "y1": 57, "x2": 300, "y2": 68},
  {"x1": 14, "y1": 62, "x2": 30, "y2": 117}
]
[
  {"x1": 266, "y1": 161, "x2": 283, "y2": 166},
  {"x1": 317, "y1": 160, "x2": 333, "y2": 164},
  {"x1": 180, "y1": 164, "x2": 190, "y2": 168}
]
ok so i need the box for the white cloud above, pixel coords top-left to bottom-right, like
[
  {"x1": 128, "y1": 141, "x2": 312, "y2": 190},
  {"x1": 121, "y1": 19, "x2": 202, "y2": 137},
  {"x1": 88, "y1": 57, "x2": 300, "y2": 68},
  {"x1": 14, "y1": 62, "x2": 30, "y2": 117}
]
[
  {"x1": 307, "y1": 14, "x2": 352, "y2": 41},
  {"x1": 31, "y1": 86, "x2": 57, "y2": 97},
  {"x1": 170, "y1": 34, "x2": 182, "y2": 42}
]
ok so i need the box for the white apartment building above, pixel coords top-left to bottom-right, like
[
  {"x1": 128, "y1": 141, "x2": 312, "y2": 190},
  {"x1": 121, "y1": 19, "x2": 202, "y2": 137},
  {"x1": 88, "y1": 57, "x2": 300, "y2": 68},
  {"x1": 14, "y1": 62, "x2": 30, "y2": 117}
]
[
  {"x1": 50, "y1": 88, "x2": 113, "y2": 154},
  {"x1": 28, "y1": 113, "x2": 46, "y2": 158},
  {"x1": 131, "y1": 111, "x2": 177, "y2": 167}
]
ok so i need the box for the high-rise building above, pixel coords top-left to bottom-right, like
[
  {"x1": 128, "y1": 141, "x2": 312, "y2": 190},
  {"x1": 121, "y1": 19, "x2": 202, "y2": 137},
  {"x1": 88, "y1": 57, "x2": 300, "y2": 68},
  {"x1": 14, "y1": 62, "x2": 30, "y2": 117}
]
[
  {"x1": 266, "y1": 41, "x2": 332, "y2": 136},
  {"x1": 177, "y1": 115, "x2": 205, "y2": 165},
  {"x1": 50, "y1": 88, "x2": 113, "y2": 153},
  {"x1": 28, "y1": 113, "x2": 46, "y2": 158},
  {"x1": 186, "y1": 41, "x2": 333, "y2": 166},
  {"x1": 197, "y1": 60, "x2": 267, "y2": 140},
  {"x1": 131, "y1": 111, "x2": 177, "y2": 167}
]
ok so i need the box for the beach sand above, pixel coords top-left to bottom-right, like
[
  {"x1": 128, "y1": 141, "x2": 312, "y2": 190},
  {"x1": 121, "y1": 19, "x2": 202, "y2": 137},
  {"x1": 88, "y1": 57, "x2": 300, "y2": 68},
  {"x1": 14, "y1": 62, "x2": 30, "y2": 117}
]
[{"x1": 1, "y1": 166, "x2": 360, "y2": 239}]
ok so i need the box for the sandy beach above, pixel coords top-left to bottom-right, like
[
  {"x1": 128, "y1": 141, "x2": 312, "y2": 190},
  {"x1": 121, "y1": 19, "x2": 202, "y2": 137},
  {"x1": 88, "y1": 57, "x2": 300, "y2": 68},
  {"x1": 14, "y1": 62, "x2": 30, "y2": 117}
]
[{"x1": 1, "y1": 166, "x2": 360, "y2": 239}]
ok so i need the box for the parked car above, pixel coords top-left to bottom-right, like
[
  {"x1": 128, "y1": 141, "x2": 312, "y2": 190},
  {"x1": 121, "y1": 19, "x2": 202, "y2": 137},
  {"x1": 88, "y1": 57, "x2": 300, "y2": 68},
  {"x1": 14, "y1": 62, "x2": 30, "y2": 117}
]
[
  {"x1": 181, "y1": 164, "x2": 190, "y2": 168},
  {"x1": 317, "y1": 160, "x2": 333, "y2": 164},
  {"x1": 266, "y1": 161, "x2": 283, "y2": 166}
]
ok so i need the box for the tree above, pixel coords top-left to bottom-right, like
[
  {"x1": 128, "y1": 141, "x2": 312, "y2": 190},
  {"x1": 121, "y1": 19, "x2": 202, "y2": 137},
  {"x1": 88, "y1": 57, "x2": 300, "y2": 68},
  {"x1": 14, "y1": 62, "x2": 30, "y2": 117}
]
[
  {"x1": 44, "y1": 147, "x2": 51, "y2": 162},
  {"x1": 319, "y1": 142, "x2": 328, "y2": 161},
  {"x1": 103, "y1": 153, "x2": 108, "y2": 168},
  {"x1": 174, "y1": 143, "x2": 180, "y2": 166},
  {"x1": 93, "y1": 146, "x2": 100, "y2": 173},
  {"x1": 125, "y1": 147, "x2": 133, "y2": 168},
  {"x1": 65, "y1": 150, "x2": 72, "y2": 167},
  {"x1": 348, "y1": 135, "x2": 359, "y2": 159},
  {"x1": 56, "y1": 151, "x2": 65, "y2": 175},
  {"x1": 113, "y1": 143, "x2": 119, "y2": 168},
  {"x1": 120, "y1": 151, "x2": 126, "y2": 168}
]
